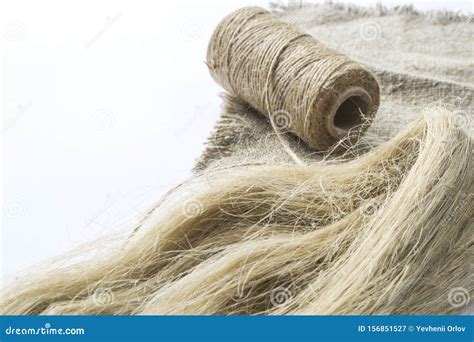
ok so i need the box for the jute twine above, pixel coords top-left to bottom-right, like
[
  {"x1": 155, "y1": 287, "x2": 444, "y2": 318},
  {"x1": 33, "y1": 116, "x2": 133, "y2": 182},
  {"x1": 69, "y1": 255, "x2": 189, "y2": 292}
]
[{"x1": 207, "y1": 7, "x2": 380, "y2": 150}]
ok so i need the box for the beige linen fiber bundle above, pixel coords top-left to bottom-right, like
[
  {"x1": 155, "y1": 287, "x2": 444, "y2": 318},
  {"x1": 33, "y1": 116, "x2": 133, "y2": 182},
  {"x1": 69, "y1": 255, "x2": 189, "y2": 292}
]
[
  {"x1": 0, "y1": 6, "x2": 472, "y2": 316},
  {"x1": 207, "y1": 7, "x2": 380, "y2": 150}
]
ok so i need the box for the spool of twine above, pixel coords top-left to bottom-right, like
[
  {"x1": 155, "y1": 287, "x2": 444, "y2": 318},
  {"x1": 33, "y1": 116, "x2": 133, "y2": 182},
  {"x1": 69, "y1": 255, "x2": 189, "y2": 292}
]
[{"x1": 207, "y1": 7, "x2": 380, "y2": 150}]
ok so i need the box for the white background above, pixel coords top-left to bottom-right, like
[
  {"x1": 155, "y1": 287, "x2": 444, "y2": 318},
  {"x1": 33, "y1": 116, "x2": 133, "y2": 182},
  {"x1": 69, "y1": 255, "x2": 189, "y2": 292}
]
[{"x1": 1, "y1": 0, "x2": 472, "y2": 281}]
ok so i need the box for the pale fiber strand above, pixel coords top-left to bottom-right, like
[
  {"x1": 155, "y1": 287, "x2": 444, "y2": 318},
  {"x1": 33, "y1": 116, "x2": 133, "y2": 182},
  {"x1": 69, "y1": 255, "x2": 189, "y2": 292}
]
[{"x1": 1, "y1": 108, "x2": 472, "y2": 315}]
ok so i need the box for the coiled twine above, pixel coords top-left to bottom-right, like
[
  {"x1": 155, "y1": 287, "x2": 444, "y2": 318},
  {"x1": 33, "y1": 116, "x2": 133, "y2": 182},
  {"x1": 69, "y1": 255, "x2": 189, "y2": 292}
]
[{"x1": 207, "y1": 7, "x2": 380, "y2": 150}]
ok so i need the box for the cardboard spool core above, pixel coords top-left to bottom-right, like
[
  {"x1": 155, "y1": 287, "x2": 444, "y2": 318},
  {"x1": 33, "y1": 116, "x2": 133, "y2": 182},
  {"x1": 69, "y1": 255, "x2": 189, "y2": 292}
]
[{"x1": 328, "y1": 88, "x2": 372, "y2": 139}]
